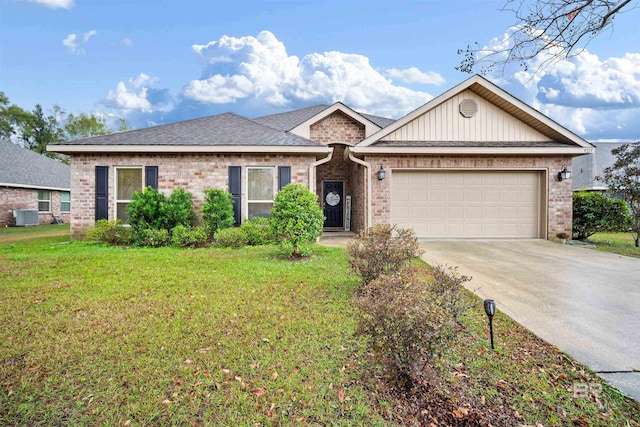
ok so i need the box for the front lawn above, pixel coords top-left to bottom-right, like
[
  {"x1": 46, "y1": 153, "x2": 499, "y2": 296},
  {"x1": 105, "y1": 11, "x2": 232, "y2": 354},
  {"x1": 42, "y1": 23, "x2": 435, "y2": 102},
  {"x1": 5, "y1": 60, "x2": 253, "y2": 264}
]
[
  {"x1": 2, "y1": 230, "x2": 639, "y2": 426},
  {"x1": 585, "y1": 232, "x2": 640, "y2": 258}
]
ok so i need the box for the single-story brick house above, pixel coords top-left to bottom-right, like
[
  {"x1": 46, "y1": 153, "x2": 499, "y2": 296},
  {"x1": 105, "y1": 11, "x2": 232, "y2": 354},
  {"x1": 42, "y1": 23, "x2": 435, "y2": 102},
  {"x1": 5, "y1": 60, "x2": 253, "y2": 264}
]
[
  {"x1": 1, "y1": 140, "x2": 71, "y2": 227},
  {"x1": 48, "y1": 75, "x2": 593, "y2": 240}
]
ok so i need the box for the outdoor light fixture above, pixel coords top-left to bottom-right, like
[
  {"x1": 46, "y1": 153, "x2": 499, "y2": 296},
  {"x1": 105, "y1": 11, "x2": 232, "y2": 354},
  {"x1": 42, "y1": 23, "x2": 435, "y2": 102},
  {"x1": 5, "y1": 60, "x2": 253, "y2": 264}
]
[
  {"x1": 483, "y1": 299, "x2": 496, "y2": 350},
  {"x1": 377, "y1": 166, "x2": 386, "y2": 180},
  {"x1": 558, "y1": 165, "x2": 572, "y2": 181}
]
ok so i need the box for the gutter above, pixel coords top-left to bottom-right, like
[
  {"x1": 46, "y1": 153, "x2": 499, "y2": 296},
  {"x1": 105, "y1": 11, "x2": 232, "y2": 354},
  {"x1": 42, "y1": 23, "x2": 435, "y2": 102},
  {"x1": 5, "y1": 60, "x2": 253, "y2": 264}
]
[{"x1": 308, "y1": 147, "x2": 334, "y2": 193}]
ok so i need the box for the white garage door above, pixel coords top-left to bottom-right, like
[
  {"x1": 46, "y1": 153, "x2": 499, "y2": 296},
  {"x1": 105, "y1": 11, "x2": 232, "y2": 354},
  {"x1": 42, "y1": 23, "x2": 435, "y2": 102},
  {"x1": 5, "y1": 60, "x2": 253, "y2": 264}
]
[{"x1": 391, "y1": 170, "x2": 542, "y2": 238}]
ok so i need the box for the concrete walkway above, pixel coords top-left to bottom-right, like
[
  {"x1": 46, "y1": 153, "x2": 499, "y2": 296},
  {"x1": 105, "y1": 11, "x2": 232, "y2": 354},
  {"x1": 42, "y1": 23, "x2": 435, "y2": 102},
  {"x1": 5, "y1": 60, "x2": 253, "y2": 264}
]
[{"x1": 421, "y1": 240, "x2": 640, "y2": 402}]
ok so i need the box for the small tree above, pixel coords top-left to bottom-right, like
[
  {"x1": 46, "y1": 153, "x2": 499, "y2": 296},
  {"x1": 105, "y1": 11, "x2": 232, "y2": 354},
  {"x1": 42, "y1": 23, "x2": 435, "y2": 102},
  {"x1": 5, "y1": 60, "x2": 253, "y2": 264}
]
[
  {"x1": 202, "y1": 188, "x2": 235, "y2": 236},
  {"x1": 269, "y1": 183, "x2": 324, "y2": 257},
  {"x1": 572, "y1": 191, "x2": 629, "y2": 241},
  {"x1": 602, "y1": 142, "x2": 640, "y2": 247}
]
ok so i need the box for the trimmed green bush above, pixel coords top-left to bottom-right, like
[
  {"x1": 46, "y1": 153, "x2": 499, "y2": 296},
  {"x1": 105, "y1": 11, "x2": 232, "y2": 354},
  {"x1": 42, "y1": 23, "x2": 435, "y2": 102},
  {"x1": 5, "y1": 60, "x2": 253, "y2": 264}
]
[
  {"x1": 127, "y1": 187, "x2": 167, "y2": 244},
  {"x1": 202, "y1": 188, "x2": 235, "y2": 236},
  {"x1": 140, "y1": 228, "x2": 170, "y2": 247},
  {"x1": 85, "y1": 219, "x2": 130, "y2": 245},
  {"x1": 214, "y1": 227, "x2": 247, "y2": 249},
  {"x1": 269, "y1": 183, "x2": 324, "y2": 257},
  {"x1": 240, "y1": 217, "x2": 273, "y2": 245},
  {"x1": 346, "y1": 224, "x2": 423, "y2": 285},
  {"x1": 573, "y1": 191, "x2": 629, "y2": 241},
  {"x1": 171, "y1": 225, "x2": 209, "y2": 248},
  {"x1": 164, "y1": 188, "x2": 196, "y2": 230},
  {"x1": 353, "y1": 264, "x2": 470, "y2": 385}
]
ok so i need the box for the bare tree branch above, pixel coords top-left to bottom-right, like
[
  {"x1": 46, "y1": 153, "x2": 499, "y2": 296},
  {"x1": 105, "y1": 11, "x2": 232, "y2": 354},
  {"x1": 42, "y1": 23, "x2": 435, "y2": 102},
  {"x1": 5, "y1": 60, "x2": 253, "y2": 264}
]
[{"x1": 457, "y1": 0, "x2": 636, "y2": 76}]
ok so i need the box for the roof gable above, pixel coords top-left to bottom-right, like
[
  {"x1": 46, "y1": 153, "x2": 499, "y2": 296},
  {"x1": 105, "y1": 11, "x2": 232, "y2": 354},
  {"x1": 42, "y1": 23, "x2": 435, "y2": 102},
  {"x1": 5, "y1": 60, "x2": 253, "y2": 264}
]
[
  {"x1": 289, "y1": 102, "x2": 383, "y2": 139},
  {"x1": 0, "y1": 140, "x2": 70, "y2": 190},
  {"x1": 253, "y1": 105, "x2": 330, "y2": 131},
  {"x1": 356, "y1": 75, "x2": 594, "y2": 153}
]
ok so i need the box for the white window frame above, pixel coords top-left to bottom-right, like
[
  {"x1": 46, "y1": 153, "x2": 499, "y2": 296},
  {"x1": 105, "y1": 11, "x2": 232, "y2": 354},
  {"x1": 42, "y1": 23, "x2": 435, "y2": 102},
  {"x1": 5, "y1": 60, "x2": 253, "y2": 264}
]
[
  {"x1": 38, "y1": 190, "x2": 51, "y2": 212},
  {"x1": 246, "y1": 166, "x2": 276, "y2": 219},
  {"x1": 60, "y1": 191, "x2": 71, "y2": 213},
  {"x1": 115, "y1": 166, "x2": 143, "y2": 224}
]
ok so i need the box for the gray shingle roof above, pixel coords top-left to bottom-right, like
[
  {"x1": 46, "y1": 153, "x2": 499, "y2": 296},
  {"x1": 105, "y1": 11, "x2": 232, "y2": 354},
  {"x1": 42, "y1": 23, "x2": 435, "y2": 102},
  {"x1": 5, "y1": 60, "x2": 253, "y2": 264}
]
[
  {"x1": 0, "y1": 140, "x2": 70, "y2": 189},
  {"x1": 52, "y1": 112, "x2": 324, "y2": 147},
  {"x1": 572, "y1": 141, "x2": 633, "y2": 190},
  {"x1": 253, "y1": 105, "x2": 331, "y2": 131},
  {"x1": 360, "y1": 113, "x2": 395, "y2": 129}
]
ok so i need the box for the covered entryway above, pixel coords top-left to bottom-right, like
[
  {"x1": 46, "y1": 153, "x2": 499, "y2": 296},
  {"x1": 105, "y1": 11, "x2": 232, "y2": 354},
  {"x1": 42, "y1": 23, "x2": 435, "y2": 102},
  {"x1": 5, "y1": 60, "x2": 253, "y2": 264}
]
[{"x1": 391, "y1": 170, "x2": 544, "y2": 238}]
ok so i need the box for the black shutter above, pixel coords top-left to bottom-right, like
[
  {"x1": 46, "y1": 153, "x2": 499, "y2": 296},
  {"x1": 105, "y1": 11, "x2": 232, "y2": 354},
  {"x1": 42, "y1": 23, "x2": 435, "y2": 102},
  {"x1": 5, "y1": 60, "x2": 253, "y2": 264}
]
[
  {"x1": 228, "y1": 166, "x2": 241, "y2": 226},
  {"x1": 145, "y1": 166, "x2": 158, "y2": 189},
  {"x1": 278, "y1": 166, "x2": 291, "y2": 190},
  {"x1": 95, "y1": 166, "x2": 109, "y2": 220}
]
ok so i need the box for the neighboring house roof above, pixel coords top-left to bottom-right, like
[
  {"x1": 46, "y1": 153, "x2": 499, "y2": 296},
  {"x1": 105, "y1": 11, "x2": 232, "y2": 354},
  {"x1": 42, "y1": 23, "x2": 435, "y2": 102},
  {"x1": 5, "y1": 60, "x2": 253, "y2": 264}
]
[
  {"x1": 353, "y1": 75, "x2": 594, "y2": 155},
  {"x1": 49, "y1": 112, "x2": 331, "y2": 154},
  {"x1": 572, "y1": 141, "x2": 632, "y2": 191},
  {"x1": 0, "y1": 140, "x2": 70, "y2": 191}
]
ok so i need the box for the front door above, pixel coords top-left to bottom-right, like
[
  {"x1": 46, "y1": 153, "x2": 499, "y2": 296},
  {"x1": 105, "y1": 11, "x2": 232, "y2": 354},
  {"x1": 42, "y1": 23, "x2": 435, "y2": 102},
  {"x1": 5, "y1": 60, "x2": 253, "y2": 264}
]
[{"x1": 323, "y1": 181, "x2": 343, "y2": 228}]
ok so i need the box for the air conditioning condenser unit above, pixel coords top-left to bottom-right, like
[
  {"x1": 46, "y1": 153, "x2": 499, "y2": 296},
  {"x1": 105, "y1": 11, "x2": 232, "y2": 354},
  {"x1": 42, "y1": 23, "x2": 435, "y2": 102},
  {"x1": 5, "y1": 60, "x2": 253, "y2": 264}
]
[{"x1": 14, "y1": 209, "x2": 39, "y2": 226}]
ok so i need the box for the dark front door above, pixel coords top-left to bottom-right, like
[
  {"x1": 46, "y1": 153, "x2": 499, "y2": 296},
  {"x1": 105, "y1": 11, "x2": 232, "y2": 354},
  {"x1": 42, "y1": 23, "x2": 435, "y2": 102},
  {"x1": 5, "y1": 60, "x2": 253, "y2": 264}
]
[{"x1": 323, "y1": 181, "x2": 343, "y2": 228}]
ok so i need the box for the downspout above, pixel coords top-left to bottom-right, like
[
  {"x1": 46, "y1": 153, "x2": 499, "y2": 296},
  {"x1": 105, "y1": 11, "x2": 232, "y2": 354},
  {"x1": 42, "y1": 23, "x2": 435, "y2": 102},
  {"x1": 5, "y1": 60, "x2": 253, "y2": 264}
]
[
  {"x1": 308, "y1": 147, "x2": 333, "y2": 193},
  {"x1": 346, "y1": 147, "x2": 372, "y2": 229}
]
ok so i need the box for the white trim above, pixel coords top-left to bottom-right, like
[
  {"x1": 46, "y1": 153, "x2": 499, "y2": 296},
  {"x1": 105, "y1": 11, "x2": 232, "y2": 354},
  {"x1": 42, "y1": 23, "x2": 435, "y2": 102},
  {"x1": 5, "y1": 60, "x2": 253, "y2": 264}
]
[
  {"x1": 0, "y1": 182, "x2": 70, "y2": 192},
  {"x1": 289, "y1": 102, "x2": 382, "y2": 139},
  {"x1": 357, "y1": 75, "x2": 593, "y2": 149},
  {"x1": 346, "y1": 148, "x2": 372, "y2": 229},
  {"x1": 37, "y1": 189, "x2": 51, "y2": 213},
  {"x1": 352, "y1": 146, "x2": 593, "y2": 155},
  {"x1": 47, "y1": 144, "x2": 331, "y2": 154}
]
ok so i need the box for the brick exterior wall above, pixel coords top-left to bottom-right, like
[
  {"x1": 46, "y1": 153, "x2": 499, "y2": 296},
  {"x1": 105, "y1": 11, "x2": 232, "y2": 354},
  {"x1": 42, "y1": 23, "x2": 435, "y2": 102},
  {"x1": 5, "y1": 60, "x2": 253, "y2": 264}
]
[
  {"x1": 69, "y1": 153, "x2": 316, "y2": 238},
  {"x1": 364, "y1": 154, "x2": 573, "y2": 241},
  {"x1": 310, "y1": 111, "x2": 365, "y2": 144},
  {"x1": 0, "y1": 187, "x2": 71, "y2": 227}
]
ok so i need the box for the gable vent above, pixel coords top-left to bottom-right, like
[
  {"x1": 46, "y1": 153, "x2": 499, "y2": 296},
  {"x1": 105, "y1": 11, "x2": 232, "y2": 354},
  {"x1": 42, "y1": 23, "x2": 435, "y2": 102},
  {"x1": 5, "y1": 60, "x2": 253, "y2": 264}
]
[{"x1": 459, "y1": 99, "x2": 478, "y2": 118}]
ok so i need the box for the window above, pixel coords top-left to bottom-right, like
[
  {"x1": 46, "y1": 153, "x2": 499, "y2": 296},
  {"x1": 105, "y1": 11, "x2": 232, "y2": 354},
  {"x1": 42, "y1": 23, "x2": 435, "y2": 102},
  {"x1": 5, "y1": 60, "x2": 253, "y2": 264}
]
[
  {"x1": 116, "y1": 167, "x2": 142, "y2": 224},
  {"x1": 38, "y1": 190, "x2": 51, "y2": 212},
  {"x1": 61, "y1": 192, "x2": 71, "y2": 212},
  {"x1": 247, "y1": 167, "x2": 275, "y2": 218}
]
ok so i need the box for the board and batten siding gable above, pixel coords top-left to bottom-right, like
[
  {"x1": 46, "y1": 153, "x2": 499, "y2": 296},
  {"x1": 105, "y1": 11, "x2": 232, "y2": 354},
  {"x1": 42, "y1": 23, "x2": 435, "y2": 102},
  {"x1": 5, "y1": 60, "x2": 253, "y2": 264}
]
[{"x1": 380, "y1": 90, "x2": 550, "y2": 143}]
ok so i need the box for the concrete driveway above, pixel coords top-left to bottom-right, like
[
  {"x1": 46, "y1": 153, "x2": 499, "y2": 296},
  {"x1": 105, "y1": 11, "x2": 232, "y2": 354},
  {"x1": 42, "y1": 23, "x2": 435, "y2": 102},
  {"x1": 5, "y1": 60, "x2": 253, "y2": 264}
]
[{"x1": 421, "y1": 240, "x2": 640, "y2": 401}]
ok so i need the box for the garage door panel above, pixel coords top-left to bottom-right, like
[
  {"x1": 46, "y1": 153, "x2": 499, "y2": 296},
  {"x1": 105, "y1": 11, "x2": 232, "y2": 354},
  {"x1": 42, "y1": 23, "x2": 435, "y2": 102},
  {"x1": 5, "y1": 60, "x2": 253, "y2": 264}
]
[{"x1": 391, "y1": 170, "x2": 541, "y2": 238}]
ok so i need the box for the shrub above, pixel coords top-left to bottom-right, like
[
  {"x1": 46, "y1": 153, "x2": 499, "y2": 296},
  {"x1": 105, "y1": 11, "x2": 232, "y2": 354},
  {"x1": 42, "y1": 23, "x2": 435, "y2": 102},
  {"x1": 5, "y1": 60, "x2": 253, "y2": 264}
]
[
  {"x1": 85, "y1": 219, "x2": 130, "y2": 245},
  {"x1": 127, "y1": 187, "x2": 167, "y2": 244},
  {"x1": 140, "y1": 228, "x2": 170, "y2": 247},
  {"x1": 346, "y1": 224, "x2": 424, "y2": 285},
  {"x1": 171, "y1": 225, "x2": 209, "y2": 248},
  {"x1": 240, "y1": 217, "x2": 273, "y2": 245},
  {"x1": 214, "y1": 227, "x2": 247, "y2": 249},
  {"x1": 202, "y1": 188, "x2": 235, "y2": 236},
  {"x1": 164, "y1": 188, "x2": 196, "y2": 230},
  {"x1": 269, "y1": 183, "x2": 324, "y2": 257},
  {"x1": 572, "y1": 191, "x2": 629, "y2": 241},
  {"x1": 353, "y1": 264, "x2": 470, "y2": 384}
]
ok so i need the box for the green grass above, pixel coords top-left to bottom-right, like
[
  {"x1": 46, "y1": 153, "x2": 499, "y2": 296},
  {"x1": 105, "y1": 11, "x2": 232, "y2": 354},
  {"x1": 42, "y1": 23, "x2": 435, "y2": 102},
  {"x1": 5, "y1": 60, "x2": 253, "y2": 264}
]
[
  {"x1": 1, "y1": 228, "x2": 639, "y2": 426},
  {"x1": 586, "y1": 232, "x2": 640, "y2": 258}
]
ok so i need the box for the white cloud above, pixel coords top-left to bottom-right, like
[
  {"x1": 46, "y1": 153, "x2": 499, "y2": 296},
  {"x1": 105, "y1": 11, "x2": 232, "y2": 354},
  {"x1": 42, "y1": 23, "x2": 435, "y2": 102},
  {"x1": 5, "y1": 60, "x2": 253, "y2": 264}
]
[
  {"x1": 28, "y1": 0, "x2": 73, "y2": 9},
  {"x1": 62, "y1": 29, "x2": 97, "y2": 55},
  {"x1": 104, "y1": 74, "x2": 158, "y2": 110},
  {"x1": 183, "y1": 30, "x2": 433, "y2": 117},
  {"x1": 385, "y1": 67, "x2": 445, "y2": 85}
]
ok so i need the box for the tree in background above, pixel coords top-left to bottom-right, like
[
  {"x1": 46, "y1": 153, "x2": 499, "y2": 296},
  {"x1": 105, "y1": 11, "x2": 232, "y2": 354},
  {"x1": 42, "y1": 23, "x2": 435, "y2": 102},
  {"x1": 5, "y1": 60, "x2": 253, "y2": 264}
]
[
  {"x1": 64, "y1": 113, "x2": 110, "y2": 140},
  {"x1": 457, "y1": 0, "x2": 634, "y2": 75},
  {"x1": 602, "y1": 142, "x2": 640, "y2": 247},
  {"x1": 572, "y1": 191, "x2": 629, "y2": 241}
]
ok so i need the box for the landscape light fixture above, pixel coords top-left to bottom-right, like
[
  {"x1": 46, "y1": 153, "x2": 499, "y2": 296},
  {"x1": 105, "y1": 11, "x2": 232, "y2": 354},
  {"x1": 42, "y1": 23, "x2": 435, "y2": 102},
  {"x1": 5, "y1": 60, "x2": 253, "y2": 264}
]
[
  {"x1": 558, "y1": 165, "x2": 572, "y2": 181},
  {"x1": 483, "y1": 299, "x2": 496, "y2": 350},
  {"x1": 377, "y1": 166, "x2": 386, "y2": 181}
]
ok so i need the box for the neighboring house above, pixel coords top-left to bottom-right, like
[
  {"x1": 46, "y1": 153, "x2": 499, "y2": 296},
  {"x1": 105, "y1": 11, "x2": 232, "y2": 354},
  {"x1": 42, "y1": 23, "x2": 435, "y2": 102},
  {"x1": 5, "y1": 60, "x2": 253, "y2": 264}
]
[
  {"x1": 48, "y1": 75, "x2": 593, "y2": 241},
  {"x1": 572, "y1": 141, "x2": 632, "y2": 192},
  {"x1": 0, "y1": 140, "x2": 71, "y2": 227}
]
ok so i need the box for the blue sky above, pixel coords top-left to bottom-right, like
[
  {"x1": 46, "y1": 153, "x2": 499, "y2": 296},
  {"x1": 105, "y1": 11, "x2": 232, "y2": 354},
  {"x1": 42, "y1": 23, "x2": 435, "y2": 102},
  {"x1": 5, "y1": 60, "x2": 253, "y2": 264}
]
[{"x1": 1, "y1": 0, "x2": 639, "y2": 141}]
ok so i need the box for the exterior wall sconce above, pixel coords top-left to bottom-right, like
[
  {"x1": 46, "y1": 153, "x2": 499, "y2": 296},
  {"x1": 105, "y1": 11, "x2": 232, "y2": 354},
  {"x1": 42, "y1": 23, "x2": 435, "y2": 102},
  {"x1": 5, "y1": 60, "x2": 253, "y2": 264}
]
[
  {"x1": 483, "y1": 299, "x2": 496, "y2": 350},
  {"x1": 558, "y1": 165, "x2": 572, "y2": 181},
  {"x1": 377, "y1": 166, "x2": 386, "y2": 180}
]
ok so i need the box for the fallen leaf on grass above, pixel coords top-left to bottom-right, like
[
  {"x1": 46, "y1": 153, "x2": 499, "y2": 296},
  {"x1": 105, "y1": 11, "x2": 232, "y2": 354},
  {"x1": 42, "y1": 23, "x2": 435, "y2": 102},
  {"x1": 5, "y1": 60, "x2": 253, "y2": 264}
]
[
  {"x1": 452, "y1": 406, "x2": 469, "y2": 418},
  {"x1": 338, "y1": 390, "x2": 345, "y2": 403},
  {"x1": 252, "y1": 388, "x2": 266, "y2": 397},
  {"x1": 183, "y1": 359, "x2": 192, "y2": 365},
  {"x1": 271, "y1": 371, "x2": 279, "y2": 380}
]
